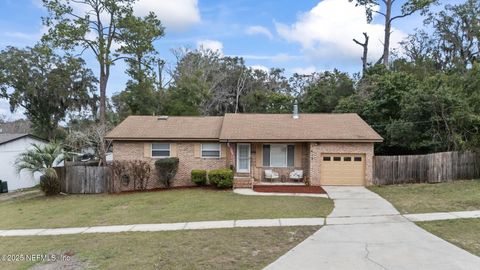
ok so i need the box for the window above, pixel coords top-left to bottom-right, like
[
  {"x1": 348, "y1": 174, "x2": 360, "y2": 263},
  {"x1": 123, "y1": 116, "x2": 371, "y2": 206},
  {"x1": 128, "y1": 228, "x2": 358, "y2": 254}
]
[
  {"x1": 354, "y1": 157, "x2": 362, "y2": 162},
  {"x1": 152, "y1": 143, "x2": 170, "y2": 157},
  {"x1": 323, "y1": 156, "x2": 331, "y2": 161},
  {"x1": 201, "y1": 143, "x2": 221, "y2": 158},
  {"x1": 333, "y1": 157, "x2": 341, "y2": 161},
  {"x1": 344, "y1": 157, "x2": 352, "y2": 161},
  {"x1": 263, "y1": 145, "x2": 270, "y2": 166},
  {"x1": 263, "y1": 144, "x2": 295, "y2": 167}
]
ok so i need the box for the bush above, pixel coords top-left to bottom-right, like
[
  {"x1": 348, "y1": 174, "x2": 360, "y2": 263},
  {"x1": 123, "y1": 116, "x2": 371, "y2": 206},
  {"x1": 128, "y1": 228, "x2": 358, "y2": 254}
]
[
  {"x1": 208, "y1": 169, "x2": 234, "y2": 188},
  {"x1": 40, "y1": 174, "x2": 60, "y2": 196},
  {"x1": 191, "y1": 170, "x2": 207, "y2": 185},
  {"x1": 155, "y1": 158, "x2": 179, "y2": 188}
]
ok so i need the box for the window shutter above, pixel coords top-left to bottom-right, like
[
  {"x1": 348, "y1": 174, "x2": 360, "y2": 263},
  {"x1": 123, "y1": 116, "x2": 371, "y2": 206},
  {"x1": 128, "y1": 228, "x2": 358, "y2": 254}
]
[
  {"x1": 262, "y1": 144, "x2": 270, "y2": 166},
  {"x1": 194, "y1": 143, "x2": 201, "y2": 158},
  {"x1": 294, "y1": 143, "x2": 302, "y2": 167},
  {"x1": 255, "y1": 144, "x2": 262, "y2": 167},
  {"x1": 287, "y1": 145, "x2": 295, "y2": 167},
  {"x1": 144, "y1": 143, "x2": 151, "y2": 158},
  {"x1": 170, "y1": 143, "x2": 177, "y2": 157},
  {"x1": 221, "y1": 143, "x2": 227, "y2": 158}
]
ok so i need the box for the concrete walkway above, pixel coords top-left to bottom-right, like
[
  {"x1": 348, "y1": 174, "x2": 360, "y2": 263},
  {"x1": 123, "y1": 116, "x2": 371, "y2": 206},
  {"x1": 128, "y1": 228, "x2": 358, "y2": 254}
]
[
  {"x1": 404, "y1": 210, "x2": 480, "y2": 222},
  {"x1": 265, "y1": 186, "x2": 480, "y2": 270},
  {"x1": 0, "y1": 218, "x2": 325, "y2": 237}
]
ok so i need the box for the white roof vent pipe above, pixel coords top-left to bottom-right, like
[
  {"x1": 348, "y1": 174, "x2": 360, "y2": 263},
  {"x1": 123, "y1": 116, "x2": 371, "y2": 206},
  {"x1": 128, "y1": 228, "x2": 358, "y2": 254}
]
[{"x1": 293, "y1": 100, "x2": 299, "y2": 119}]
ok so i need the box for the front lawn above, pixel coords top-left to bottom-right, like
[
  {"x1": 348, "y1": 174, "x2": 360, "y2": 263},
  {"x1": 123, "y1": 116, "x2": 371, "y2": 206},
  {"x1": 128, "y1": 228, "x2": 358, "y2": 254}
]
[
  {"x1": 0, "y1": 226, "x2": 318, "y2": 270},
  {"x1": 0, "y1": 188, "x2": 333, "y2": 229},
  {"x1": 368, "y1": 180, "x2": 480, "y2": 214},
  {"x1": 417, "y1": 218, "x2": 480, "y2": 257}
]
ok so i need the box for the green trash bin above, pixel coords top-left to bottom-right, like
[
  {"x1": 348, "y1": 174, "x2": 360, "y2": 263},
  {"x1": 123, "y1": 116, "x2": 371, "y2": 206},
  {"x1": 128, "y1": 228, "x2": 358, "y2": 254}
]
[
  {"x1": 1, "y1": 181, "x2": 7, "y2": 193},
  {"x1": 0, "y1": 180, "x2": 2, "y2": 193}
]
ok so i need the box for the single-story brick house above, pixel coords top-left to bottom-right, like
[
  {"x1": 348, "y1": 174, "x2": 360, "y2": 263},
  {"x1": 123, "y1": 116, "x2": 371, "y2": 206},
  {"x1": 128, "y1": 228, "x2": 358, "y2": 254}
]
[{"x1": 105, "y1": 112, "x2": 382, "y2": 189}]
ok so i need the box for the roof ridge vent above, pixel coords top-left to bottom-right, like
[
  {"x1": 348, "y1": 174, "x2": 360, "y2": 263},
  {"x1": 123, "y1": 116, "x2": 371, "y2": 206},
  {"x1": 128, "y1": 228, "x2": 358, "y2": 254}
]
[{"x1": 157, "y1": 115, "x2": 169, "y2": 120}]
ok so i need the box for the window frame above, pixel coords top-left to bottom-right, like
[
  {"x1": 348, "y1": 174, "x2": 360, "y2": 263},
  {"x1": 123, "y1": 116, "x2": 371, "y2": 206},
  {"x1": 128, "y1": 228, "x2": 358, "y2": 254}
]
[
  {"x1": 262, "y1": 143, "x2": 295, "y2": 168},
  {"x1": 201, "y1": 143, "x2": 221, "y2": 158},
  {"x1": 151, "y1": 143, "x2": 171, "y2": 158}
]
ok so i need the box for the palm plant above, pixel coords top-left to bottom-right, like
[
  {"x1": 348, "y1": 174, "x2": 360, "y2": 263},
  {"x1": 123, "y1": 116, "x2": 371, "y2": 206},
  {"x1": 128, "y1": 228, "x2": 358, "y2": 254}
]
[{"x1": 16, "y1": 142, "x2": 67, "y2": 195}]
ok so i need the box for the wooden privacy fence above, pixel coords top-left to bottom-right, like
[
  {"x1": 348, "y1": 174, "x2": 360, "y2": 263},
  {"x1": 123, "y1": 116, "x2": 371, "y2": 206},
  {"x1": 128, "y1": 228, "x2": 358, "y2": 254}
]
[
  {"x1": 373, "y1": 151, "x2": 480, "y2": 185},
  {"x1": 55, "y1": 164, "x2": 113, "y2": 194}
]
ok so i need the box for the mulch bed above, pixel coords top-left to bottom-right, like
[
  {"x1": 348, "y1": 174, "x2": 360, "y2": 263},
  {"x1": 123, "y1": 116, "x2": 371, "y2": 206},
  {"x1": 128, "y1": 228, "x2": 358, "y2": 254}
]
[
  {"x1": 113, "y1": 185, "x2": 221, "y2": 195},
  {"x1": 253, "y1": 185, "x2": 326, "y2": 194}
]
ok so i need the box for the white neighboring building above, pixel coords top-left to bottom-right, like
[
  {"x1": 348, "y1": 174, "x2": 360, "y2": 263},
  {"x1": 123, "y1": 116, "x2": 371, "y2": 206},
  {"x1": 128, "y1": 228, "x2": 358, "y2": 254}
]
[{"x1": 0, "y1": 134, "x2": 48, "y2": 191}]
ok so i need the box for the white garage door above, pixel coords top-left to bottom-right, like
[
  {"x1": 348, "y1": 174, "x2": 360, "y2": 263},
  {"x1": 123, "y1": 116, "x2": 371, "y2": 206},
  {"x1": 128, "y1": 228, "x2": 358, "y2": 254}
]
[{"x1": 320, "y1": 154, "x2": 365, "y2": 186}]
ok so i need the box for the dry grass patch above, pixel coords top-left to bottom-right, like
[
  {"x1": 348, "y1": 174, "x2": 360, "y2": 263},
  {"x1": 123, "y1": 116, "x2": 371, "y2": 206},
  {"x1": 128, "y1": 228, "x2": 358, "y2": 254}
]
[
  {"x1": 368, "y1": 180, "x2": 480, "y2": 214},
  {"x1": 417, "y1": 218, "x2": 480, "y2": 256},
  {"x1": 0, "y1": 226, "x2": 319, "y2": 270}
]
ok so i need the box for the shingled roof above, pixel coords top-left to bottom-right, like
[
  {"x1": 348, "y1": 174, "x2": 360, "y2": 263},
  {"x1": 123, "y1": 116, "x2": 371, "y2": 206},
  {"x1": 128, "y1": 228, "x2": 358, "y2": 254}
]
[
  {"x1": 0, "y1": 133, "x2": 47, "y2": 145},
  {"x1": 105, "y1": 116, "x2": 224, "y2": 141},
  {"x1": 219, "y1": 113, "x2": 382, "y2": 142},
  {"x1": 106, "y1": 113, "x2": 383, "y2": 142}
]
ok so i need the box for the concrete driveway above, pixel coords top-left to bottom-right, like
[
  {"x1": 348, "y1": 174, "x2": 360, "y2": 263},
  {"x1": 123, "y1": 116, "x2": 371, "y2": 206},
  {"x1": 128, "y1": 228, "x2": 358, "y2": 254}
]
[{"x1": 265, "y1": 186, "x2": 480, "y2": 270}]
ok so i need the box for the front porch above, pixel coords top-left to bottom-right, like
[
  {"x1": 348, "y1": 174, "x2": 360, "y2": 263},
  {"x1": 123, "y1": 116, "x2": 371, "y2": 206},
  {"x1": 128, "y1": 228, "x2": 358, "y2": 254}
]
[{"x1": 231, "y1": 142, "x2": 311, "y2": 188}]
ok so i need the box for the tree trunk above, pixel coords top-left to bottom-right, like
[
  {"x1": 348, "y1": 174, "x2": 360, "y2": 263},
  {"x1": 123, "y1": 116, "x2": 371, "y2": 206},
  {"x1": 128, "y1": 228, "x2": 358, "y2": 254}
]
[
  {"x1": 353, "y1": 32, "x2": 369, "y2": 73},
  {"x1": 383, "y1": 0, "x2": 393, "y2": 67},
  {"x1": 99, "y1": 73, "x2": 107, "y2": 127},
  {"x1": 98, "y1": 60, "x2": 109, "y2": 165}
]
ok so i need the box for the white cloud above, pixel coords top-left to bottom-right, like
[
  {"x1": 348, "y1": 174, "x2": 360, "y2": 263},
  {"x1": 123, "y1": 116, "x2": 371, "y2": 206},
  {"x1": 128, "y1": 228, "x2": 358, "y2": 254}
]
[
  {"x1": 0, "y1": 26, "x2": 49, "y2": 47},
  {"x1": 196, "y1": 39, "x2": 224, "y2": 55},
  {"x1": 41, "y1": 0, "x2": 201, "y2": 32},
  {"x1": 250, "y1": 65, "x2": 269, "y2": 72},
  {"x1": 237, "y1": 53, "x2": 302, "y2": 62},
  {"x1": 133, "y1": 0, "x2": 201, "y2": 31},
  {"x1": 291, "y1": 66, "x2": 317, "y2": 75},
  {"x1": 0, "y1": 99, "x2": 25, "y2": 120},
  {"x1": 246, "y1": 26, "x2": 273, "y2": 39},
  {"x1": 276, "y1": 0, "x2": 406, "y2": 64}
]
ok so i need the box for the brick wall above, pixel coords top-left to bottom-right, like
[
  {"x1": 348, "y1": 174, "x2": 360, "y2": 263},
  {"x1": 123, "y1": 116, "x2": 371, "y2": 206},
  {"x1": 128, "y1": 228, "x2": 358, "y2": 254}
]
[
  {"x1": 112, "y1": 141, "x2": 228, "y2": 190},
  {"x1": 309, "y1": 142, "x2": 374, "y2": 186}
]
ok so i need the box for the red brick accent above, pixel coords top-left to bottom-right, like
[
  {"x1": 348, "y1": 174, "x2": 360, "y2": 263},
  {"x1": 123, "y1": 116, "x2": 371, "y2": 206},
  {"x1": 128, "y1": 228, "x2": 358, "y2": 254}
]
[{"x1": 252, "y1": 184, "x2": 326, "y2": 194}]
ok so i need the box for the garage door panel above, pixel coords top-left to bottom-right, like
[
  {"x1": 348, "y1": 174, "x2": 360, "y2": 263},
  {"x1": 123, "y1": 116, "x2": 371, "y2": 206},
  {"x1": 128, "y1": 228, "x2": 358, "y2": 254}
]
[{"x1": 320, "y1": 154, "x2": 365, "y2": 186}]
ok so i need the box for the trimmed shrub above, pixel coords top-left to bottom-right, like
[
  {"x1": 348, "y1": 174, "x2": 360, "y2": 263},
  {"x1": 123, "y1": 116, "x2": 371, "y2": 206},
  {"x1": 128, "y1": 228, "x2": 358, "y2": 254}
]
[
  {"x1": 155, "y1": 158, "x2": 179, "y2": 188},
  {"x1": 191, "y1": 170, "x2": 207, "y2": 185},
  {"x1": 208, "y1": 169, "x2": 234, "y2": 188},
  {"x1": 40, "y1": 174, "x2": 60, "y2": 196}
]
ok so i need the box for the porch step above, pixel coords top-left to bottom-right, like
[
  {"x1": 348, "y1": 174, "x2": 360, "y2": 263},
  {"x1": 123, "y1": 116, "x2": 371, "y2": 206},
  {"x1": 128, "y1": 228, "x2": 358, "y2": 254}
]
[
  {"x1": 252, "y1": 184, "x2": 326, "y2": 194},
  {"x1": 233, "y1": 177, "x2": 253, "y2": 188}
]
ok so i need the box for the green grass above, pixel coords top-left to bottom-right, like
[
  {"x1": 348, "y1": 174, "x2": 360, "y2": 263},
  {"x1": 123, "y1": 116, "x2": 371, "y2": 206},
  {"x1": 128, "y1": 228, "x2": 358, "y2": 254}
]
[
  {"x1": 0, "y1": 188, "x2": 333, "y2": 229},
  {"x1": 417, "y1": 218, "x2": 480, "y2": 256},
  {"x1": 368, "y1": 180, "x2": 480, "y2": 214},
  {"x1": 0, "y1": 226, "x2": 319, "y2": 270}
]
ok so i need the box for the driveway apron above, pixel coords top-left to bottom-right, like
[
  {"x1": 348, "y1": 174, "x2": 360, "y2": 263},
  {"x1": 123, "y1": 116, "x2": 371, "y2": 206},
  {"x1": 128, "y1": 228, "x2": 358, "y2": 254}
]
[{"x1": 265, "y1": 186, "x2": 480, "y2": 270}]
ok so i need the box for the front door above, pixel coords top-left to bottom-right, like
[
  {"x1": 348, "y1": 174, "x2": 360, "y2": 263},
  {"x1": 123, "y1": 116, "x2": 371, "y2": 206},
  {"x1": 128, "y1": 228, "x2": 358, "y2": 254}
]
[{"x1": 236, "y1": 143, "x2": 251, "y2": 173}]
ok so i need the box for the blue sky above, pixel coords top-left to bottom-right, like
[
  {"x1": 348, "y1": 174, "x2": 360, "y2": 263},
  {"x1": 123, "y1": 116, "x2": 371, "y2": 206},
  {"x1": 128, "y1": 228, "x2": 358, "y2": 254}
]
[{"x1": 0, "y1": 0, "x2": 460, "y2": 119}]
